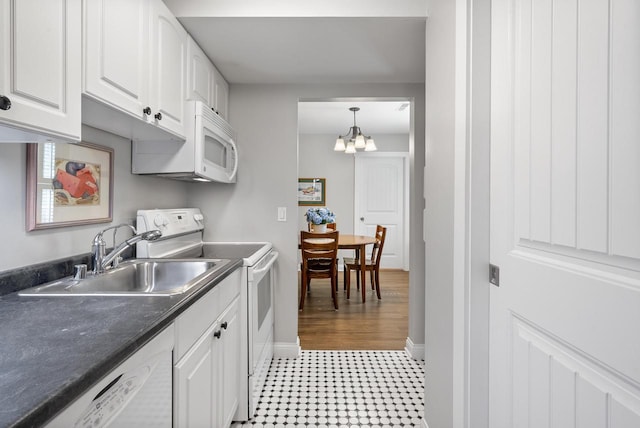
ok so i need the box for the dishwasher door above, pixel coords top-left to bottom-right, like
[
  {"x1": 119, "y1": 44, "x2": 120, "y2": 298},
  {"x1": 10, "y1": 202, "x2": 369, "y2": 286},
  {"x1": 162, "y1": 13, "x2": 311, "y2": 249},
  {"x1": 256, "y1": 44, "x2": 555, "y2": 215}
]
[{"x1": 46, "y1": 327, "x2": 174, "y2": 428}]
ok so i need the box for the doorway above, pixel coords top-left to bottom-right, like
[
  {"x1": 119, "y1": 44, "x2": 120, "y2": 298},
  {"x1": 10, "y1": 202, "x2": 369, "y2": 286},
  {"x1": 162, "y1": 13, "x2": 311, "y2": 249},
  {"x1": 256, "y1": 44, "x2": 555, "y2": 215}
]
[{"x1": 296, "y1": 98, "x2": 416, "y2": 351}]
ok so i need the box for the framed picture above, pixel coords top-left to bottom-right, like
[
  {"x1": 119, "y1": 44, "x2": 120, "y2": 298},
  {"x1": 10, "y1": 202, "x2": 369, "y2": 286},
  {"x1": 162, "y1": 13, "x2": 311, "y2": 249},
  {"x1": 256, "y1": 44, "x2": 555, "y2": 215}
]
[
  {"x1": 26, "y1": 142, "x2": 114, "y2": 231},
  {"x1": 298, "y1": 178, "x2": 326, "y2": 206}
]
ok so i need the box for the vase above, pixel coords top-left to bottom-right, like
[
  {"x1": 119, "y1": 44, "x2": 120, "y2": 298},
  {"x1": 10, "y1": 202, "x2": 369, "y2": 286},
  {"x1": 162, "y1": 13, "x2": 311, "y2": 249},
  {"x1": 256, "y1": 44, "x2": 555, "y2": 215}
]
[{"x1": 311, "y1": 223, "x2": 327, "y2": 233}]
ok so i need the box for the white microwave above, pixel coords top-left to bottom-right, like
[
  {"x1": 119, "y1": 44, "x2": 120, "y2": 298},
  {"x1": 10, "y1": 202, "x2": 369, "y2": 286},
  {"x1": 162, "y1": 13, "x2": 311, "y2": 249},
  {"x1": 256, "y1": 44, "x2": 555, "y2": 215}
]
[{"x1": 132, "y1": 101, "x2": 238, "y2": 183}]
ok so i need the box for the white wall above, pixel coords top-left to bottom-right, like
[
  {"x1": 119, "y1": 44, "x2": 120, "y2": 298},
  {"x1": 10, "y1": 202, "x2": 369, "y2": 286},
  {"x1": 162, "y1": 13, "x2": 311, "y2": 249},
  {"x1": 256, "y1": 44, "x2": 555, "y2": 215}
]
[
  {"x1": 424, "y1": 0, "x2": 457, "y2": 426},
  {"x1": 297, "y1": 132, "x2": 409, "y2": 235},
  {"x1": 423, "y1": 1, "x2": 492, "y2": 426},
  {"x1": 0, "y1": 126, "x2": 189, "y2": 272},
  {"x1": 187, "y1": 82, "x2": 425, "y2": 355}
]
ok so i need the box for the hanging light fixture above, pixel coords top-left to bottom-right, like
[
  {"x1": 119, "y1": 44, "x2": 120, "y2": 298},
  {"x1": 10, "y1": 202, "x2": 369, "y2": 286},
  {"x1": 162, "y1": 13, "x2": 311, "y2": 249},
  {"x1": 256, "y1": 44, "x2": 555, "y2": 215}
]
[{"x1": 334, "y1": 107, "x2": 377, "y2": 153}]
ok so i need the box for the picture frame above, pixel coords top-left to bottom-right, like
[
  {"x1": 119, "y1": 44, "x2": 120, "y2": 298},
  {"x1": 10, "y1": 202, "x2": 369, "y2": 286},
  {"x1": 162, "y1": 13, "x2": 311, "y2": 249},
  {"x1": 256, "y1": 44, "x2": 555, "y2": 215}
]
[
  {"x1": 26, "y1": 142, "x2": 114, "y2": 231},
  {"x1": 298, "y1": 178, "x2": 326, "y2": 206}
]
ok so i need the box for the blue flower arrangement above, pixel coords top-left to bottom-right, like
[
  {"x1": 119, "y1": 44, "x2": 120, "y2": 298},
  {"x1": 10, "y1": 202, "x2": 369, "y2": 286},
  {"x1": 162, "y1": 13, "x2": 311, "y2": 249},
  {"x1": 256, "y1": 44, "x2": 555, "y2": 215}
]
[{"x1": 305, "y1": 207, "x2": 336, "y2": 225}]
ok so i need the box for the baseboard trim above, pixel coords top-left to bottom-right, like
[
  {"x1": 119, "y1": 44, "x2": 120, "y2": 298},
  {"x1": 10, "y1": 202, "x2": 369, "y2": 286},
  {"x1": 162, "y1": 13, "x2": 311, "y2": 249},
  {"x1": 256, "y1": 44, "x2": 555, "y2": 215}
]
[
  {"x1": 274, "y1": 337, "x2": 301, "y2": 358},
  {"x1": 405, "y1": 337, "x2": 425, "y2": 360}
]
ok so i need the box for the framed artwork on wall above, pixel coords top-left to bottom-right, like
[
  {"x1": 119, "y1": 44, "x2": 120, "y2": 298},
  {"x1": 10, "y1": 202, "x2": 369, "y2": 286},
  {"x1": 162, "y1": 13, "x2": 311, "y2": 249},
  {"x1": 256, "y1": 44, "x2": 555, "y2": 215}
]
[
  {"x1": 26, "y1": 142, "x2": 114, "y2": 231},
  {"x1": 297, "y1": 178, "x2": 326, "y2": 206}
]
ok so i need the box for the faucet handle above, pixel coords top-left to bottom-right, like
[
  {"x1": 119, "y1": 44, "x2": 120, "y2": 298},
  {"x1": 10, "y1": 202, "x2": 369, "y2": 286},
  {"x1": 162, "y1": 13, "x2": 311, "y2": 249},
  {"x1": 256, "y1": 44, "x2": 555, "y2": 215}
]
[
  {"x1": 74, "y1": 264, "x2": 87, "y2": 280},
  {"x1": 112, "y1": 256, "x2": 123, "y2": 268}
]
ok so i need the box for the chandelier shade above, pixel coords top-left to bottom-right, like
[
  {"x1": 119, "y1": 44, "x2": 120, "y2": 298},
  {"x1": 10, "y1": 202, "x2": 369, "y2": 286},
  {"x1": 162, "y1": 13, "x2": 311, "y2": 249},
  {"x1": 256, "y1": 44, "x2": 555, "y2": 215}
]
[{"x1": 334, "y1": 107, "x2": 376, "y2": 153}]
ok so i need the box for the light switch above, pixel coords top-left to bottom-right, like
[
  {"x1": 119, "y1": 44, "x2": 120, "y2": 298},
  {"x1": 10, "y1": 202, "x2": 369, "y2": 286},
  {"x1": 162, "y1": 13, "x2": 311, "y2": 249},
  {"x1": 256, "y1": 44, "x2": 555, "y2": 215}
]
[{"x1": 277, "y1": 207, "x2": 287, "y2": 222}]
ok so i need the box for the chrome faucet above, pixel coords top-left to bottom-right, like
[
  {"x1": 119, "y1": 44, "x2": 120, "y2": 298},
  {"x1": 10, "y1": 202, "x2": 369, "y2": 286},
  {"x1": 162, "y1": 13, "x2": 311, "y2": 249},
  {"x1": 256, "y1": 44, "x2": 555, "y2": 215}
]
[{"x1": 91, "y1": 224, "x2": 162, "y2": 274}]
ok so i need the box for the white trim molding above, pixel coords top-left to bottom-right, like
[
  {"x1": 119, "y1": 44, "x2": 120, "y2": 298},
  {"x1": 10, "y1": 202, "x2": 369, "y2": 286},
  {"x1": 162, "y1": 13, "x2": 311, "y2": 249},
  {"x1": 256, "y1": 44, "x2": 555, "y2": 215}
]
[
  {"x1": 405, "y1": 337, "x2": 425, "y2": 360},
  {"x1": 274, "y1": 337, "x2": 302, "y2": 358}
]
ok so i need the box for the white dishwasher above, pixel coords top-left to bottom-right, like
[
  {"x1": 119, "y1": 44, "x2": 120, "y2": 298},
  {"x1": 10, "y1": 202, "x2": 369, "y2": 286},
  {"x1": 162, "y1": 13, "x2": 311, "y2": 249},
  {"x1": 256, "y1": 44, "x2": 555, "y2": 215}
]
[{"x1": 46, "y1": 326, "x2": 174, "y2": 428}]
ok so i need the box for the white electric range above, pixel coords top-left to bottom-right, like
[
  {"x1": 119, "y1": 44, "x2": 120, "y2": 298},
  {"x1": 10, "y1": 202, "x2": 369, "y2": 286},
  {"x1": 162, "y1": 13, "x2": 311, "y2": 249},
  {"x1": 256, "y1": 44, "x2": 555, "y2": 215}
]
[{"x1": 135, "y1": 208, "x2": 278, "y2": 422}]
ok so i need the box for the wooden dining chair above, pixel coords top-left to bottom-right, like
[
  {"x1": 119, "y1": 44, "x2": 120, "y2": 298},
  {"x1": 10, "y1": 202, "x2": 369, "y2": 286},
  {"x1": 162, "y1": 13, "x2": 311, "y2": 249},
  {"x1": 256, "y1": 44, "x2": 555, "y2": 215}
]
[
  {"x1": 299, "y1": 230, "x2": 340, "y2": 310},
  {"x1": 305, "y1": 223, "x2": 339, "y2": 288},
  {"x1": 343, "y1": 225, "x2": 387, "y2": 301}
]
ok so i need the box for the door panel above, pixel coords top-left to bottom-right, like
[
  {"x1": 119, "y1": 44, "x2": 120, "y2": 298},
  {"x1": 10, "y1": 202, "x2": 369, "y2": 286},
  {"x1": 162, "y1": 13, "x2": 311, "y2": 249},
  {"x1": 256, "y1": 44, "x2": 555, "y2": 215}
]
[
  {"x1": 490, "y1": 0, "x2": 640, "y2": 426},
  {"x1": 354, "y1": 154, "x2": 407, "y2": 269}
]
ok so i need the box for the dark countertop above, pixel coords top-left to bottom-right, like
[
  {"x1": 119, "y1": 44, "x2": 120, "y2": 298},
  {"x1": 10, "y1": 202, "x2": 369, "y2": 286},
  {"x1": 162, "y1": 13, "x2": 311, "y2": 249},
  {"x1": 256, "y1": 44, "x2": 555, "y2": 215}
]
[{"x1": 0, "y1": 259, "x2": 242, "y2": 428}]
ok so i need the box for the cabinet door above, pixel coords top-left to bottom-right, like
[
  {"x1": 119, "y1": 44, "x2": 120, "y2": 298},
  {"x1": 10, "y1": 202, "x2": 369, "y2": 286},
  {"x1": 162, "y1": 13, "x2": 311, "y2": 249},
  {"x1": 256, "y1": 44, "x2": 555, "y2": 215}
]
[
  {"x1": 150, "y1": 0, "x2": 186, "y2": 138},
  {"x1": 83, "y1": 0, "x2": 149, "y2": 119},
  {"x1": 212, "y1": 67, "x2": 229, "y2": 120},
  {"x1": 187, "y1": 35, "x2": 213, "y2": 107},
  {"x1": 219, "y1": 297, "x2": 240, "y2": 428},
  {"x1": 0, "y1": 0, "x2": 81, "y2": 141},
  {"x1": 174, "y1": 327, "x2": 215, "y2": 428}
]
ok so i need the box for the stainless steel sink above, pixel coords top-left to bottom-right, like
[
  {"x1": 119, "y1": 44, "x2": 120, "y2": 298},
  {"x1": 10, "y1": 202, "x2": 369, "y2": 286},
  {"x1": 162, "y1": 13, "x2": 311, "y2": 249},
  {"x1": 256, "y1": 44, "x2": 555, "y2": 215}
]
[{"x1": 19, "y1": 258, "x2": 232, "y2": 297}]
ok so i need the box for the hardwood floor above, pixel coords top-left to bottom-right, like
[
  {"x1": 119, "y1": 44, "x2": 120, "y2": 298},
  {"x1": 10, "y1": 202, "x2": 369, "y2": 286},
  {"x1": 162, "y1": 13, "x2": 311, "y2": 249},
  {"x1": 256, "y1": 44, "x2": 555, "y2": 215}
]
[{"x1": 297, "y1": 269, "x2": 409, "y2": 350}]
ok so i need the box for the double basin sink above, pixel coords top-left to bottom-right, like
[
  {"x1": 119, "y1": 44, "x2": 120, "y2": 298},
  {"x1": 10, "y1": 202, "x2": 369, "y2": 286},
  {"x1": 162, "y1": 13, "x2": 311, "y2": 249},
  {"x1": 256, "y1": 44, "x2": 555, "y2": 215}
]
[{"x1": 19, "y1": 258, "x2": 232, "y2": 297}]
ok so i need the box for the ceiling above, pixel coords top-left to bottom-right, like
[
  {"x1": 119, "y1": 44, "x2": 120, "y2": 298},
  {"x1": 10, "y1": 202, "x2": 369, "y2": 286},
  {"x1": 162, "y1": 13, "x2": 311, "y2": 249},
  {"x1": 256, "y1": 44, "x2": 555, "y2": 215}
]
[
  {"x1": 177, "y1": 16, "x2": 422, "y2": 134},
  {"x1": 179, "y1": 17, "x2": 425, "y2": 85},
  {"x1": 298, "y1": 101, "x2": 411, "y2": 135}
]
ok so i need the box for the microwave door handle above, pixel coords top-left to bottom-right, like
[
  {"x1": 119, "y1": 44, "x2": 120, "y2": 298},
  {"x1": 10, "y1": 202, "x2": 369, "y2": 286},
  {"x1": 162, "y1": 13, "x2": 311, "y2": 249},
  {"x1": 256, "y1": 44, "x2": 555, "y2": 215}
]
[{"x1": 228, "y1": 138, "x2": 239, "y2": 181}]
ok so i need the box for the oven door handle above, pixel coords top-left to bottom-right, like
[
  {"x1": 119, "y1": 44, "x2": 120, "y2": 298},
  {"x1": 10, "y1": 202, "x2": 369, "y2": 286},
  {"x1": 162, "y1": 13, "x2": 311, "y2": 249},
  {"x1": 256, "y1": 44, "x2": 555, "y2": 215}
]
[{"x1": 251, "y1": 251, "x2": 279, "y2": 277}]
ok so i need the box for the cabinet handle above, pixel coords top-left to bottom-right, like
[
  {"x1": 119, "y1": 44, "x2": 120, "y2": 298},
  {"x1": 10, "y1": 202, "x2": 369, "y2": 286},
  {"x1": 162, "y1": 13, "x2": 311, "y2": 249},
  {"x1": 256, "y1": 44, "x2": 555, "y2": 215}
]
[
  {"x1": 0, "y1": 95, "x2": 11, "y2": 111},
  {"x1": 154, "y1": 112, "x2": 162, "y2": 121},
  {"x1": 213, "y1": 330, "x2": 222, "y2": 339},
  {"x1": 143, "y1": 106, "x2": 151, "y2": 115},
  {"x1": 221, "y1": 321, "x2": 228, "y2": 330}
]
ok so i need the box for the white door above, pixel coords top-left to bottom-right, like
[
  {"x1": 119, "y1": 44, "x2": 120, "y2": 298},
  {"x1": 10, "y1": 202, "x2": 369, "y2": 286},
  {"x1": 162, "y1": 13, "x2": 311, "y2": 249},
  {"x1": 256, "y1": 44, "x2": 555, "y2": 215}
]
[
  {"x1": 490, "y1": 0, "x2": 640, "y2": 426},
  {"x1": 354, "y1": 153, "x2": 408, "y2": 269}
]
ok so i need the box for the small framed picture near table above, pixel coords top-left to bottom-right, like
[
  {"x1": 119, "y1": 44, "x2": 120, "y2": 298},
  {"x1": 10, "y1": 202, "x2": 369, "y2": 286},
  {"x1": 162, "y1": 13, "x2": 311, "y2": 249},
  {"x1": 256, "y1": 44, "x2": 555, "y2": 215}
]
[
  {"x1": 298, "y1": 178, "x2": 326, "y2": 206},
  {"x1": 26, "y1": 141, "x2": 114, "y2": 231}
]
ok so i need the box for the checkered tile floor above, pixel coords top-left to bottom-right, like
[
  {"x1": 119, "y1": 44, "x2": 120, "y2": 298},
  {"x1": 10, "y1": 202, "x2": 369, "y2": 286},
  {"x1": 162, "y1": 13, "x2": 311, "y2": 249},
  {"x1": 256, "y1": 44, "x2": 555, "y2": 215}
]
[{"x1": 232, "y1": 350, "x2": 425, "y2": 427}]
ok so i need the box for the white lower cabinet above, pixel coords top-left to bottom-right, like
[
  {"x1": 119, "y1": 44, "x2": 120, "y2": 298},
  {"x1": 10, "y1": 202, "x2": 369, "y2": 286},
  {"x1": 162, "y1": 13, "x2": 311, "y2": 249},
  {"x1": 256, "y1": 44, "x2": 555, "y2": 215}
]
[
  {"x1": 174, "y1": 269, "x2": 241, "y2": 428},
  {"x1": 219, "y1": 298, "x2": 240, "y2": 428}
]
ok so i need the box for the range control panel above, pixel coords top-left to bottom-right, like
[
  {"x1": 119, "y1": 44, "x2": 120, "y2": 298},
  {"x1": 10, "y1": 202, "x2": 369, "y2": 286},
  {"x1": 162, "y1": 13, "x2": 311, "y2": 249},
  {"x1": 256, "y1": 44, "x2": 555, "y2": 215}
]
[{"x1": 136, "y1": 208, "x2": 204, "y2": 238}]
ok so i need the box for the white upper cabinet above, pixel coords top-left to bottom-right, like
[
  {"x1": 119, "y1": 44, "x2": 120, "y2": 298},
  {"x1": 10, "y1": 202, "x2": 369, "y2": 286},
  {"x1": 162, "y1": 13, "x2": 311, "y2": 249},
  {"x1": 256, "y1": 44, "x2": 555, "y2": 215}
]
[
  {"x1": 186, "y1": 35, "x2": 230, "y2": 121},
  {"x1": 212, "y1": 67, "x2": 229, "y2": 120},
  {"x1": 83, "y1": 0, "x2": 149, "y2": 119},
  {"x1": 187, "y1": 35, "x2": 214, "y2": 107},
  {"x1": 82, "y1": 0, "x2": 186, "y2": 141},
  {"x1": 150, "y1": 0, "x2": 187, "y2": 138},
  {"x1": 0, "y1": 0, "x2": 81, "y2": 143}
]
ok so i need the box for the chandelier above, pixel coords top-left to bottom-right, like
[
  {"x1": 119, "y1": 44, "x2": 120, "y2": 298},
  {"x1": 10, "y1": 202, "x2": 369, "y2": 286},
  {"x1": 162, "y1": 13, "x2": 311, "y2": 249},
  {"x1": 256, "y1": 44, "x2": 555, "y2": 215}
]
[{"x1": 333, "y1": 107, "x2": 377, "y2": 154}]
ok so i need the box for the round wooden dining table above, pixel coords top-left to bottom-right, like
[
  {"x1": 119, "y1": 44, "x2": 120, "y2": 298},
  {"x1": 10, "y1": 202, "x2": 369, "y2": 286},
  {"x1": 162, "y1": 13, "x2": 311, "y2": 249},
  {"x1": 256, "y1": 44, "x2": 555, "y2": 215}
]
[{"x1": 300, "y1": 233, "x2": 377, "y2": 300}]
